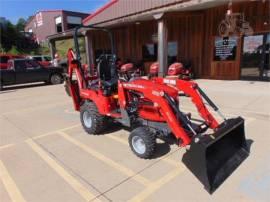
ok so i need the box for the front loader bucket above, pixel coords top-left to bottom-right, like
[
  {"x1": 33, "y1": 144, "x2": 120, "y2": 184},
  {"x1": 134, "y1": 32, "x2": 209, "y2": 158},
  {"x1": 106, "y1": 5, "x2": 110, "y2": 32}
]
[{"x1": 182, "y1": 117, "x2": 249, "y2": 194}]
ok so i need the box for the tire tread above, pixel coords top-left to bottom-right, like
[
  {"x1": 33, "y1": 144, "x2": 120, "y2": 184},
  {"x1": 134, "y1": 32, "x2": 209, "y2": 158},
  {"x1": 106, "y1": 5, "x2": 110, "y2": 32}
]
[
  {"x1": 129, "y1": 126, "x2": 156, "y2": 159},
  {"x1": 80, "y1": 101, "x2": 106, "y2": 135}
]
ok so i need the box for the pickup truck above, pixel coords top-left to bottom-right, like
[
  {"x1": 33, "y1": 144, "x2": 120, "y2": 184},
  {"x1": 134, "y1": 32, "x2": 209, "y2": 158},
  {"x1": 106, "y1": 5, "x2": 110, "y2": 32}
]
[
  {"x1": 27, "y1": 55, "x2": 52, "y2": 67},
  {"x1": 0, "y1": 59, "x2": 63, "y2": 90},
  {"x1": 0, "y1": 54, "x2": 24, "y2": 69}
]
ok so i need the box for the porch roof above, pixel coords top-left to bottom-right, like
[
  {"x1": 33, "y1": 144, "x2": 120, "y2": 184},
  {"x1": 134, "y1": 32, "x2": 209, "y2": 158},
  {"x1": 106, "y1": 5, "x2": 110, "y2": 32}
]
[{"x1": 83, "y1": 0, "x2": 230, "y2": 27}]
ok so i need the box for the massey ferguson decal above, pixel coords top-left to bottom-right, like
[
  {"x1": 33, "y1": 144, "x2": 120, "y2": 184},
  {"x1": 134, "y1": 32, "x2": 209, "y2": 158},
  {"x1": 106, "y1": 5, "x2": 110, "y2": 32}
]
[{"x1": 123, "y1": 83, "x2": 145, "y2": 89}]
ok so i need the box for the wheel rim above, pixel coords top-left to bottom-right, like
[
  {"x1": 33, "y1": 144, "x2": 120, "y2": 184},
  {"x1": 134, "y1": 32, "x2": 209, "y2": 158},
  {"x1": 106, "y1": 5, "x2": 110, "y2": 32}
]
[
  {"x1": 83, "y1": 111, "x2": 92, "y2": 128},
  {"x1": 51, "y1": 75, "x2": 61, "y2": 84},
  {"x1": 132, "y1": 136, "x2": 146, "y2": 154}
]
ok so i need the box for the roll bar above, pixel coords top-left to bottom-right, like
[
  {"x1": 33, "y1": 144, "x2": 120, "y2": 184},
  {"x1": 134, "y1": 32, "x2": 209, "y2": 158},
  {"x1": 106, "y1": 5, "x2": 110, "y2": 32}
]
[{"x1": 73, "y1": 25, "x2": 115, "y2": 62}]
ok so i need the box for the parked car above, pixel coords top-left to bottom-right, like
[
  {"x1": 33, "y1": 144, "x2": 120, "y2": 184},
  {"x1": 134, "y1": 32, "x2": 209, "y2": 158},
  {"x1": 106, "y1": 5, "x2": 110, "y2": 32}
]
[
  {"x1": 0, "y1": 58, "x2": 63, "y2": 90},
  {"x1": 28, "y1": 55, "x2": 52, "y2": 67},
  {"x1": 0, "y1": 54, "x2": 24, "y2": 69}
]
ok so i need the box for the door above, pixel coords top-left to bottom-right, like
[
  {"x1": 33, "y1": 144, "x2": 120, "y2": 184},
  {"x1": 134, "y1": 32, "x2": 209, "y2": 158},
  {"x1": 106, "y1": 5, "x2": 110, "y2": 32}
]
[
  {"x1": 14, "y1": 60, "x2": 30, "y2": 84},
  {"x1": 241, "y1": 33, "x2": 270, "y2": 81},
  {"x1": 25, "y1": 60, "x2": 48, "y2": 82}
]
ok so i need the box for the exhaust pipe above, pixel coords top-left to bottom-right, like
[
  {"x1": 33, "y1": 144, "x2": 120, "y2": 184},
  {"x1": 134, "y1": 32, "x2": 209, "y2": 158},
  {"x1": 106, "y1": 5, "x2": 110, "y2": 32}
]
[{"x1": 182, "y1": 117, "x2": 249, "y2": 193}]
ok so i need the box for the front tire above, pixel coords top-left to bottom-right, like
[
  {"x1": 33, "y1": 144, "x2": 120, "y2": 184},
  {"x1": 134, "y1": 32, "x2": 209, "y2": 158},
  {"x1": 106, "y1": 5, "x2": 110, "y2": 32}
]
[
  {"x1": 80, "y1": 101, "x2": 107, "y2": 135},
  {"x1": 129, "y1": 127, "x2": 156, "y2": 159},
  {"x1": 50, "y1": 73, "x2": 63, "y2": 85}
]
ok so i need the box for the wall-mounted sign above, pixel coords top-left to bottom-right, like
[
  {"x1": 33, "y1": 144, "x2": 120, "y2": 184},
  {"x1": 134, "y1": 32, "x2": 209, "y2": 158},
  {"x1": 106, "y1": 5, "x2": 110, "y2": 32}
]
[
  {"x1": 55, "y1": 16, "x2": 62, "y2": 24},
  {"x1": 214, "y1": 36, "x2": 238, "y2": 61},
  {"x1": 36, "y1": 12, "x2": 43, "y2": 27},
  {"x1": 67, "y1": 16, "x2": 82, "y2": 24}
]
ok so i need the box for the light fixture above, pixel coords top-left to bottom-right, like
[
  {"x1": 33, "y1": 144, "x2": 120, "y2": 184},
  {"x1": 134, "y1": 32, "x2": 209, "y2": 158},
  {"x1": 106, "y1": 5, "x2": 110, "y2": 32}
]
[{"x1": 135, "y1": 22, "x2": 140, "y2": 25}]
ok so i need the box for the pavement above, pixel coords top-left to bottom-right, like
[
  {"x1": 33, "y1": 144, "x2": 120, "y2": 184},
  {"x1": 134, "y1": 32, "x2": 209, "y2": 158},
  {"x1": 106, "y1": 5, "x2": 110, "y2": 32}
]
[{"x1": 0, "y1": 80, "x2": 269, "y2": 202}]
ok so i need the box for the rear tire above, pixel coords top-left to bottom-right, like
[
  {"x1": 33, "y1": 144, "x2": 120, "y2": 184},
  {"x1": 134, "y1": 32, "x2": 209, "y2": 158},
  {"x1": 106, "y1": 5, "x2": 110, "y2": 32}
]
[
  {"x1": 129, "y1": 127, "x2": 156, "y2": 159},
  {"x1": 50, "y1": 73, "x2": 63, "y2": 85},
  {"x1": 80, "y1": 101, "x2": 107, "y2": 135}
]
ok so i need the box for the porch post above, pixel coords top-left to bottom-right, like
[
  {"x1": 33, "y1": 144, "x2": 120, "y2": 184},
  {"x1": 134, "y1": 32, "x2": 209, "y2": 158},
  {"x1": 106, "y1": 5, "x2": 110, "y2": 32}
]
[
  {"x1": 49, "y1": 40, "x2": 56, "y2": 59},
  {"x1": 155, "y1": 13, "x2": 168, "y2": 77}
]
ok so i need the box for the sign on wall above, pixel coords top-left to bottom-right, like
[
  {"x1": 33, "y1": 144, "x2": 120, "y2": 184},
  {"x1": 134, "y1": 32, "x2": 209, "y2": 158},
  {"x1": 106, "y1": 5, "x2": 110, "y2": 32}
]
[
  {"x1": 36, "y1": 12, "x2": 43, "y2": 27},
  {"x1": 55, "y1": 16, "x2": 62, "y2": 24},
  {"x1": 214, "y1": 36, "x2": 238, "y2": 61},
  {"x1": 67, "y1": 16, "x2": 82, "y2": 24}
]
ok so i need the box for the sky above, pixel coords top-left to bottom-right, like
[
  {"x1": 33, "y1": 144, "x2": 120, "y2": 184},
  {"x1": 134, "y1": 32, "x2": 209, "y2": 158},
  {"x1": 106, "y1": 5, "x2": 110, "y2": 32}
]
[{"x1": 0, "y1": 0, "x2": 109, "y2": 24}]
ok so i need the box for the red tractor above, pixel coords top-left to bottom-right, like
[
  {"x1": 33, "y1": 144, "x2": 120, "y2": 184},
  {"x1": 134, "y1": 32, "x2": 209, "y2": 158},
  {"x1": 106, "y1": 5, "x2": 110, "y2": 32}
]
[
  {"x1": 149, "y1": 61, "x2": 193, "y2": 79},
  {"x1": 65, "y1": 25, "x2": 249, "y2": 193}
]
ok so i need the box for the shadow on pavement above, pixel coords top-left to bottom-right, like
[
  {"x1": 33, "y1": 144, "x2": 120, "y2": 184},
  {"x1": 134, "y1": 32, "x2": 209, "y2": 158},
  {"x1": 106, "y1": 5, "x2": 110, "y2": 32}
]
[
  {"x1": 1, "y1": 83, "x2": 48, "y2": 91},
  {"x1": 152, "y1": 142, "x2": 171, "y2": 159},
  {"x1": 0, "y1": 90, "x2": 17, "y2": 94}
]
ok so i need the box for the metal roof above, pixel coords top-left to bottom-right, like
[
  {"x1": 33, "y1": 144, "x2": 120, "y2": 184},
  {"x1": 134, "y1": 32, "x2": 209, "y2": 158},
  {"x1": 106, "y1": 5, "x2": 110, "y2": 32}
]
[
  {"x1": 83, "y1": 0, "x2": 190, "y2": 25},
  {"x1": 83, "y1": 0, "x2": 230, "y2": 26}
]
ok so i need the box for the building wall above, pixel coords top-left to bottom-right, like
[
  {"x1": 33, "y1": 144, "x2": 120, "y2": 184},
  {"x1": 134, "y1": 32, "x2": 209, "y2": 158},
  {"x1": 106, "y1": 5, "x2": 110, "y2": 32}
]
[
  {"x1": 88, "y1": 0, "x2": 269, "y2": 79},
  {"x1": 25, "y1": 11, "x2": 63, "y2": 43},
  {"x1": 202, "y1": 0, "x2": 270, "y2": 79},
  {"x1": 25, "y1": 11, "x2": 89, "y2": 43},
  {"x1": 62, "y1": 11, "x2": 88, "y2": 31}
]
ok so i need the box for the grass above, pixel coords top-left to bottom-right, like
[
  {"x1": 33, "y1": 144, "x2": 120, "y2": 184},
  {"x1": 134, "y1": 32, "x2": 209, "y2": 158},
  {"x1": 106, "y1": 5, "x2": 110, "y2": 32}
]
[
  {"x1": 55, "y1": 37, "x2": 87, "y2": 64},
  {"x1": 1, "y1": 38, "x2": 87, "y2": 65}
]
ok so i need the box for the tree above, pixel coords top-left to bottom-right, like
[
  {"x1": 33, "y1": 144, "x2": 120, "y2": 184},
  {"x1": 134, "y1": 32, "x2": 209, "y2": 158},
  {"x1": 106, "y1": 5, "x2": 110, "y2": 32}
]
[
  {"x1": 0, "y1": 20, "x2": 18, "y2": 52},
  {"x1": 0, "y1": 17, "x2": 38, "y2": 53},
  {"x1": 16, "y1": 18, "x2": 26, "y2": 31}
]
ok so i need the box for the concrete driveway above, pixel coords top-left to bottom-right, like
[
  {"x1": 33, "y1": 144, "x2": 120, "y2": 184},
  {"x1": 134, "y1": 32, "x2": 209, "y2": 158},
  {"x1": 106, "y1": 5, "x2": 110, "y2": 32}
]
[{"x1": 0, "y1": 80, "x2": 269, "y2": 202}]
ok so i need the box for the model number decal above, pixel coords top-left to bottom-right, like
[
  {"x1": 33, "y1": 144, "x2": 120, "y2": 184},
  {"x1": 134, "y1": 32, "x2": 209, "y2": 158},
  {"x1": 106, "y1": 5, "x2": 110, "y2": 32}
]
[{"x1": 164, "y1": 79, "x2": 176, "y2": 85}]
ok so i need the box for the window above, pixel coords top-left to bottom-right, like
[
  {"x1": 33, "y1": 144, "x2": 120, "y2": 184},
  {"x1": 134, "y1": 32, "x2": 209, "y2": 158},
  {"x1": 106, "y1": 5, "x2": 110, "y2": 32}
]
[
  {"x1": 55, "y1": 16, "x2": 62, "y2": 33},
  {"x1": 0, "y1": 56, "x2": 9, "y2": 64},
  {"x1": 33, "y1": 56, "x2": 42, "y2": 61},
  {"x1": 142, "y1": 44, "x2": 157, "y2": 61},
  {"x1": 15, "y1": 60, "x2": 40, "y2": 70},
  {"x1": 66, "y1": 16, "x2": 82, "y2": 30},
  {"x1": 15, "y1": 60, "x2": 27, "y2": 70},
  {"x1": 168, "y1": 42, "x2": 177, "y2": 65},
  {"x1": 95, "y1": 49, "x2": 111, "y2": 61},
  {"x1": 142, "y1": 41, "x2": 178, "y2": 62},
  {"x1": 44, "y1": 56, "x2": 52, "y2": 61},
  {"x1": 28, "y1": 28, "x2": 33, "y2": 33},
  {"x1": 25, "y1": 60, "x2": 41, "y2": 69}
]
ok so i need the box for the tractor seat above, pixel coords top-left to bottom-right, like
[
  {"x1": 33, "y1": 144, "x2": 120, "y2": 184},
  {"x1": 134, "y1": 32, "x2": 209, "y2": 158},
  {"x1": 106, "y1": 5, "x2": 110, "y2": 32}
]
[{"x1": 97, "y1": 55, "x2": 118, "y2": 95}]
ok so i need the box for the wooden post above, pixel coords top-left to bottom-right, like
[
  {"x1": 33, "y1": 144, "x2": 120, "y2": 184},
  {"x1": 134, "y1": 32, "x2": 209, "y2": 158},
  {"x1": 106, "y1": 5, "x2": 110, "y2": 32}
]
[
  {"x1": 154, "y1": 13, "x2": 168, "y2": 77},
  {"x1": 49, "y1": 40, "x2": 56, "y2": 59}
]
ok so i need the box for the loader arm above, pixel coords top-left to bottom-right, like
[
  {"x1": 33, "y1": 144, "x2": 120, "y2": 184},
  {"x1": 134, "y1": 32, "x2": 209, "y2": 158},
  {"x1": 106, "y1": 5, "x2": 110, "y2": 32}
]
[
  {"x1": 119, "y1": 79, "x2": 192, "y2": 146},
  {"x1": 154, "y1": 77, "x2": 219, "y2": 129}
]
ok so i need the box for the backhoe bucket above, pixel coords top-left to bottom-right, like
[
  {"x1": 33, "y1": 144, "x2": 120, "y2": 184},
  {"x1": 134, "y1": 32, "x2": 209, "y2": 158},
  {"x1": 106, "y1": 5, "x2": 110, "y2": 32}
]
[{"x1": 182, "y1": 117, "x2": 249, "y2": 194}]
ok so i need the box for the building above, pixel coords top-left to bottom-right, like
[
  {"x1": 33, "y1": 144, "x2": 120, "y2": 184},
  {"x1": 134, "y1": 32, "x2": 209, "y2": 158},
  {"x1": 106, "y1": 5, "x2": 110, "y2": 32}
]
[
  {"x1": 48, "y1": 0, "x2": 269, "y2": 81},
  {"x1": 25, "y1": 10, "x2": 89, "y2": 44}
]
